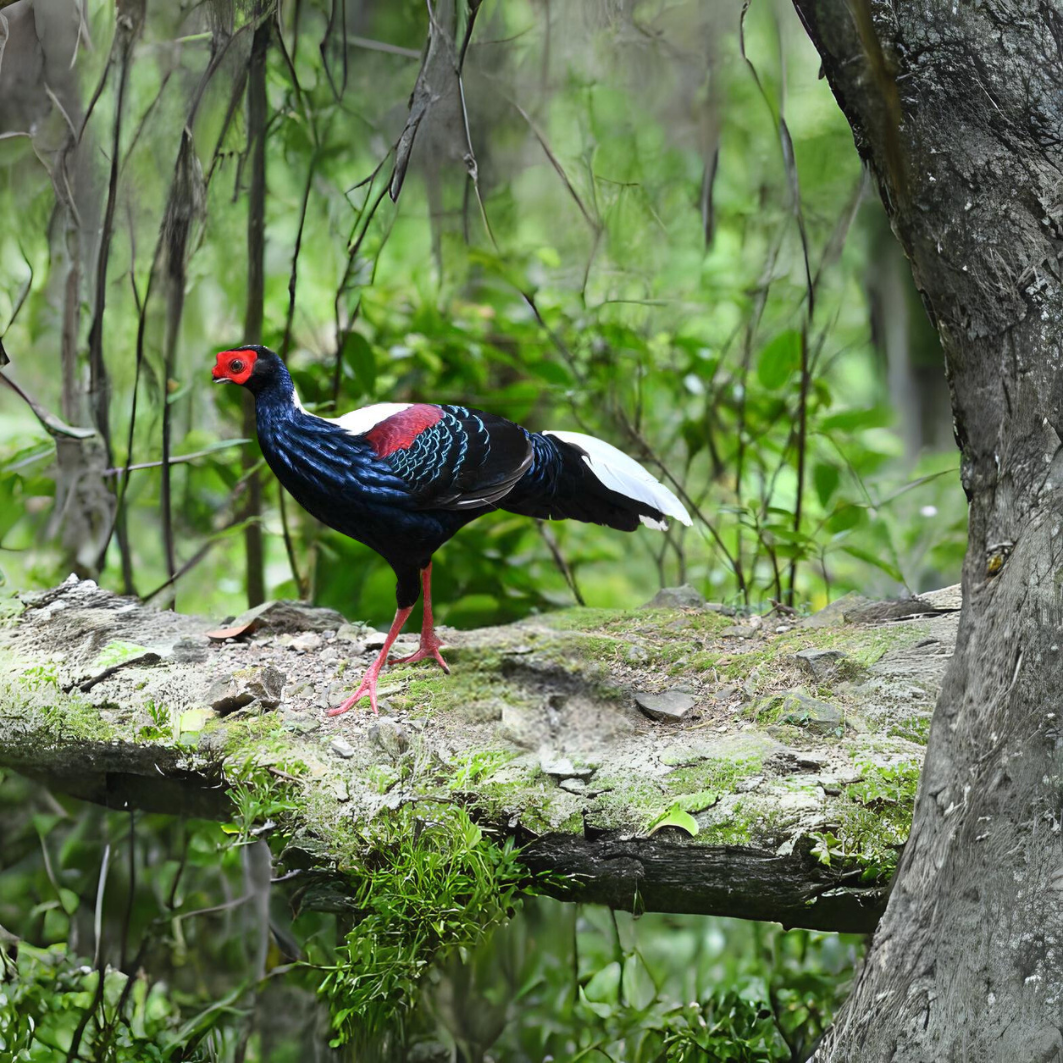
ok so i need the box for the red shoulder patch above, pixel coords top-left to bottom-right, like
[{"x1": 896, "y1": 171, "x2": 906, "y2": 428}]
[{"x1": 365, "y1": 404, "x2": 444, "y2": 458}]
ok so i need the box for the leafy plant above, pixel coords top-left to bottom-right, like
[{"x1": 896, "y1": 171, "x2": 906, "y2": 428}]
[{"x1": 315, "y1": 803, "x2": 527, "y2": 1047}]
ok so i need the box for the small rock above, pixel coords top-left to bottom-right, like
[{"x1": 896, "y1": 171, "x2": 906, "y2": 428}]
[
  {"x1": 329, "y1": 737, "x2": 355, "y2": 759},
  {"x1": 499, "y1": 703, "x2": 549, "y2": 749},
  {"x1": 778, "y1": 692, "x2": 843, "y2": 734},
  {"x1": 642, "y1": 585, "x2": 706, "y2": 610},
  {"x1": 635, "y1": 690, "x2": 696, "y2": 721},
  {"x1": 704, "y1": 602, "x2": 738, "y2": 616},
  {"x1": 560, "y1": 778, "x2": 588, "y2": 794},
  {"x1": 795, "y1": 648, "x2": 847, "y2": 681},
  {"x1": 332, "y1": 781, "x2": 350, "y2": 803},
  {"x1": 208, "y1": 664, "x2": 286, "y2": 715},
  {"x1": 801, "y1": 593, "x2": 871, "y2": 628},
  {"x1": 336, "y1": 622, "x2": 370, "y2": 643},
  {"x1": 214, "y1": 599, "x2": 348, "y2": 638},
  {"x1": 722, "y1": 625, "x2": 758, "y2": 639},
  {"x1": 290, "y1": 632, "x2": 323, "y2": 653},
  {"x1": 172, "y1": 637, "x2": 209, "y2": 664},
  {"x1": 322, "y1": 681, "x2": 349, "y2": 708},
  {"x1": 369, "y1": 718, "x2": 408, "y2": 759},
  {"x1": 539, "y1": 754, "x2": 595, "y2": 779},
  {"x1": 624, "y1": 642, "x2": 650, "y2": 664},
  {"x1": 775, "y1": 788, "x2": 825, "y2": 813},
  {"x1": 736, "y1": 775, "x2": 764, "y2": 793}
]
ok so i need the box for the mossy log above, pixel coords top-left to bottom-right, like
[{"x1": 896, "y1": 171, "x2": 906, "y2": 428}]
[{"x1": 0, "y1": 576, "x2": 960, "y2": 933}]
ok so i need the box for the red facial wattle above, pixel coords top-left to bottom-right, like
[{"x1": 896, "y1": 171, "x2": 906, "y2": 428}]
[{"x1": 213, "y1": 348, "x2": 257, "y2": 386}]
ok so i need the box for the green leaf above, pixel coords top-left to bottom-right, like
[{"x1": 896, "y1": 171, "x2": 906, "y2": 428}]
[
  {"x1": 813, "y1": 462, "x2": 840, "y2": 508},
  {"x1": 818, "y1": 406, "x2": 893, "y2": 432},
  {"x1": 649, "y1": 804, "x2": 700, "y2": 837},
  {"x1": 756, "y1": 330, "x2": 801, "y2": 390},
  {"x1": 93, "y1": 641, "x2": 152, "y2": 670},
  {"x1": 58, "y1": 888, "x2": 79, "y2": 915},
  {"x1": 583, "y1": 961, "x2": 621, "y2": 1005},
  {"x1": 342, "y1": 331, "x2": 376, "y2": 397},
  {"x1": 0, "y1": 475, "x2": 20, "y2": 545},
  {"x1": 825, "y1": 503, "x2": 867, "y2": 533},
  {"x1": 179, "y1": 708, "x2": 209, "y2": 733}
]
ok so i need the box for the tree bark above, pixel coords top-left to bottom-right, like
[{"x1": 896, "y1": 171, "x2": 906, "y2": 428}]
[
  {"x1": 791, "y1": 1, "x2": 1063, "y2": 1059},
  {"x1": 0, "y1": 577, "x2": 958, "y2": 934},
  {"x1": 241, "y1": 13, "x2": 269, "y2": 609}
]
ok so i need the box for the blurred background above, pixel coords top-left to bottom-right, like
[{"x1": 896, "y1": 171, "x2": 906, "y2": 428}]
[{"x1": 0, "y1": 0, "x2": 957, "y2": 1059}]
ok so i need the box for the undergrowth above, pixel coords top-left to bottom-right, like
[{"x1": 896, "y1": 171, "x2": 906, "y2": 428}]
[{"x1": 316, "y1": 804, "x2": 527, "y2": 1046}]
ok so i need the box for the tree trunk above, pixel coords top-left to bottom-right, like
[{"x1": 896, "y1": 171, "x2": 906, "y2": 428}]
[
  {"x1": 0, "y1": 577, "x2": 959, "y2": 934},
  {"x1": 242, "y1": 13, "x2": 269, "y2": 609},
  {"x1": 791, "y1": 1, "x2": 1063, "y2": 1059}
]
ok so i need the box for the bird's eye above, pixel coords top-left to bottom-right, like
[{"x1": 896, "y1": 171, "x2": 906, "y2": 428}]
[{"x1": 230, "y1": 359, "x2": 244, "y2": 373}]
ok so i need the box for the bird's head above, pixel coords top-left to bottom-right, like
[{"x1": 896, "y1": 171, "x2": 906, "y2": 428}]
[{"x1": 212, "y1": 345, "x2": 283, "y2": 394}]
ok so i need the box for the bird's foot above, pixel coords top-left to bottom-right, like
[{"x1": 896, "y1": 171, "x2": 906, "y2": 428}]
[
  {"x1": 388, "y1": 636, "x2": 450, "y2": 674},
  {"x1": 328, "y1": 667, "x2": 382, "y2": 717}
]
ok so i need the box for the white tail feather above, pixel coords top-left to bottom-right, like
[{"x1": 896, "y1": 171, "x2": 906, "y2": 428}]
[{"x1": 544, "y1": 430, "x2": 693, "y2": 529}]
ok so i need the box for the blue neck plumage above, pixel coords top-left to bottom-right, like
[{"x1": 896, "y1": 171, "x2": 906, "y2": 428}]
[{"x1": 251, "y1": 362, "x2": 297, "y2": 433}]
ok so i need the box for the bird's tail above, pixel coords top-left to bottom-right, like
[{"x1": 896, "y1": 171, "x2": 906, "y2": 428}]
[{"x1": 502, "y1": 429, "x2": 693, "y2": 532}]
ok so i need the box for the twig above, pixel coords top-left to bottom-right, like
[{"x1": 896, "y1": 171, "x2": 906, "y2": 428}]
[
  {"x1": 536, "y1": 521, "x2": 585, "y2": 606},
  {"x1": 788, "y1": 326, "x2": 811, "y2": 603},
  {"x1": 0, "y1": 372, "x2": 95, "y2": 440},
  {"x1": 346, "y1": 34, "x2": 421, "y2": 59},
  {"x1": 101, "y1": 440, "x2": 252, "y2": 477}
]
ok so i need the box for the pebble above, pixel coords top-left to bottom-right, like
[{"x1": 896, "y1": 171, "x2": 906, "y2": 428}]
[
  {"x1": 369, "y1": 718, "x2": 408, "y2": 759},
  {"x1": 329, "y1": 737, "x2": 355, "y2": 759},
  {"x1": 635, "y1": 690, "x2": 696, "y2": 721},
  {"x1": 539, "y1": 754, "x2": 596, "y2": 780},
  {"x1": 794, "y1": 648, "x2": 848, "y2": 681},
  {"x1": 642, "y1": 585, "x2": 706, "y2": 610}
]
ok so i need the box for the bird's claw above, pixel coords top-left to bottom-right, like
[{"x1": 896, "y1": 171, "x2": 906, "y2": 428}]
[
  {"x1": 328, "y1": 670, "x2": 380, "y2": 717},
  {"x1": 388, "y1": 639, "x2": 450, "y2": 674}
]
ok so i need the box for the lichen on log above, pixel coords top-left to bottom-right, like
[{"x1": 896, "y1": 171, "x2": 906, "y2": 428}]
[{"x1": 0, "y1": 576, "x2": 960, "y2": 932}]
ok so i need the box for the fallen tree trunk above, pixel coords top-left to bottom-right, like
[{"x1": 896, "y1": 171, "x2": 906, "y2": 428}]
[{"x1": 0, "y1": 576, "x2": 959, "y2": 933}]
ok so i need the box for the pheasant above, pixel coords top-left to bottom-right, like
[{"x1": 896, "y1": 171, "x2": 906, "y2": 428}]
[{"x1": 212, "y1": 345, "x2": 692, "y2": 715}]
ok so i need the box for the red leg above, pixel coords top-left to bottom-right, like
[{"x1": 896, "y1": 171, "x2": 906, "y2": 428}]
[
  {"x1": 328, "y1": 605, "x2": 413, "y2": 717},
  {"x1": 388, "y1": 563, "x2": 450, "y2": 674}
]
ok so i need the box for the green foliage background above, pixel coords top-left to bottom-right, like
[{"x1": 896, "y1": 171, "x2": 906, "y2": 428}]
[
  {"x1": 0, "y1": 0, "x2": 964, "y2": 625},
  {"x1": 0, "y1": 0, "x2": 961, "y2": 1059}
]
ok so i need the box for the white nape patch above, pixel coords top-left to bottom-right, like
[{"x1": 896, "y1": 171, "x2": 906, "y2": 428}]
[
  {"x1": 544, "y1": 430, "x2": 693, "y2": 529},
  {"x1": 326, "y1": 402, "x2": 413, "y2": 436}
]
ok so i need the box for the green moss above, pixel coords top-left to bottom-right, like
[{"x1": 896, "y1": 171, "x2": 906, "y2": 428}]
[
  {"x1": 91, "y1": 641, "x2": 152, "y2": 670},
  {"x1": 664, "y1": 754, "x2": 764, "y2": 797},
  {"x1": 887, "y1": 716, "x2": 932, "y2": 743},
  {"x1": 808, "y1": 756, "x2": 920, "y2": 880},
  {"x1": 39, "y1": 696, "x2": 115, "y2": 743}
]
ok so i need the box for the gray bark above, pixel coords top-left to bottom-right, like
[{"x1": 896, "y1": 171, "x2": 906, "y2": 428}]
[
  {"x1": 791, "y1": 0, "x2": 1063, "y2": 1059},
  {"x1": 0, "y1": 577, "x2": 958, "y2": 934}
]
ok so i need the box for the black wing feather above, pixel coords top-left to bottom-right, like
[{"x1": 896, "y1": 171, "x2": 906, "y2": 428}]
[{"x1": 381, "y1": 405, "x2": 533, "y2": 511}]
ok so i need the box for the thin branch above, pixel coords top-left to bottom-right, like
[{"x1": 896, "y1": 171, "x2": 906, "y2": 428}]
[
  {"x1": 0, "y1": 371, "x2": 95, "y2": 440},
  {"x1": 101, "y1": 440, "x2": 252, "y2": 477},
  {"x1": 536, "y1": 521, "x2": 586, "y2": 606},
  {"x1": 346, "y1": 34, "x2": 421, "y2": 59}
]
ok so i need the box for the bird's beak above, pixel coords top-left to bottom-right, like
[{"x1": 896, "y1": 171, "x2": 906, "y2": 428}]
[{"x1": 212, "y1": 366, "x2": 230, "y2": 384}]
